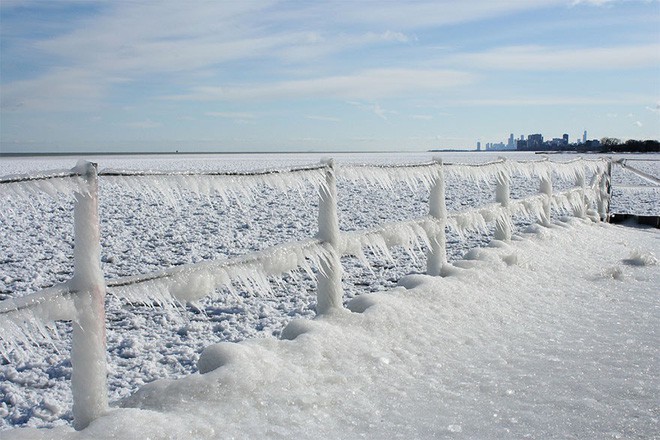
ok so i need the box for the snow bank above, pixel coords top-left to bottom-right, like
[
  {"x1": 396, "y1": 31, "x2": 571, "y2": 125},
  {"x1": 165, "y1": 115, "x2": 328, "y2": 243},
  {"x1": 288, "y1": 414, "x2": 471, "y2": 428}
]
[{"x1": 5, "y1": 220, "x2": 657, "y2": 439}]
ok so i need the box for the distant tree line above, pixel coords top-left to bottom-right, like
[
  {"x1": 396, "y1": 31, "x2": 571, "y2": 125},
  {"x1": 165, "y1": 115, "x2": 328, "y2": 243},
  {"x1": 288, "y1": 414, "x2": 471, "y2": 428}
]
[{"x1": 600, "y1": 138, "x2": 660, "y2": 153}]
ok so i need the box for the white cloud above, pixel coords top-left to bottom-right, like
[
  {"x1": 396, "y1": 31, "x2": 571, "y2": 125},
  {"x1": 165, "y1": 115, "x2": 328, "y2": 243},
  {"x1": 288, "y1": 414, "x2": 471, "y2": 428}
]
[
  {"x1": 453, "y1": 43, "x2": 660, "y2": 71},
  {"x1": 332, "y1": 0, "x2": 563, "y2": 29},
  {"x1": 451, "y1": 96, "x2": 617, "y2": 106},
  {"x1": 634, "y1": 121, "x2": 643, "y2": 127},
  {"x1": 205, "y1": 111, "x2": 255, "y2": 124},
  {"x1": 0, "y1": 67, "x2": 105, "y2": 111},
  {"x1": 571, "y1": 0, "x2": 615, "y2": 6},
  {"x1": 306, "y1": 115, "x2": 341, "y2": 122},
  {"x1": 205, "y1": 112, "x2": 255, "y2": 119},
  {"x1": 411, "y1": 114, "x2": 434, "y2": 120},
  {"x1": 167, "y1": 68, "x2": 475, "y2": 101},
  {"x1": 126, "y1": 119, "x2": 162, "y2": 129}
]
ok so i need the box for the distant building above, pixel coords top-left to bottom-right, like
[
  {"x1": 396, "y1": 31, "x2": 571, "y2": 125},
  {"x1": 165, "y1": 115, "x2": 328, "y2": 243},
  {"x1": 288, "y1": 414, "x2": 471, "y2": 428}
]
[
  {"x1": 507, "y1": 133, "x2": 515, "y2": 149},
  {"x1": 583, "y1": 130, "x2": 587, "y2": 143},
  {"x1": 527, "y1": 134, "x2": 544, "y2": 150},
  {"x1": 477, "y1": 141, "x2": 481, "y2": 151},
  {"x1": 563, "y1": 133, "x2": 569, "y2": 145}
]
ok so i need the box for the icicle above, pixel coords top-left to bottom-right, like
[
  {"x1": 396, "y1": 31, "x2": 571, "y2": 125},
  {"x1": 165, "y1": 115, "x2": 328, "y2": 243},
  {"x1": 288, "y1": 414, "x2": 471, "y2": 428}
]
[
  {"x1": 99, "y1": 165, "x2": 327, "y2": 207},
  {"x1": 0, "y1": 172, "x2": 85, "y2": 203},
  {"x1": 0, "y1": 285, "x2": 75, "y2": 359},
  {"x1": 337, "y1": 162, "x2": 439, "y2": 190},
  {"x1": 107, "y1": 238, "x2": 327, "y2": 305}
]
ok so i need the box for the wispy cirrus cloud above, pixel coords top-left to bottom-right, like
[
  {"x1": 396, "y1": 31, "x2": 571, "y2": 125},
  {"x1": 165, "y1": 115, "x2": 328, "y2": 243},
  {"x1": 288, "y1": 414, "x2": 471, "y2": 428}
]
[
  {"x1": 126, "y1": 119, "x2": 162, "y2": 129},
  {"x1": 450, "y1": 95, "x2": 651, "y2": 106},
  {"x1": 166, "y1": 68, "x2": 475, "y2": 102},
  {"x1": 410, "y1": 114, "x2": 434, "y2": 120},
  {"x1": 571, "y1": 0, "x2": 615, "y2": 6},
  {"x1": 306, "y1": 115, "x2": 341, "y2": 122},
  {"x1": 452, "y1": 43, "x2": 660, "y2": 71}
]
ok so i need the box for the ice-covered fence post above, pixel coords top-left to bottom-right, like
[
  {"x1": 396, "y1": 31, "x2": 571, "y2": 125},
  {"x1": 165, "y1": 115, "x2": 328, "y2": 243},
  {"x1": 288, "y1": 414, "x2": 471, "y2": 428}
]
[
  {"x1": 427, "y1": 158, "x2": 447, "y2": 276},
  {"x1": 494, "y1": 159, "x2": 512, "y2": 241},
  {"x1": 573, "y1": 164, "x2": 587, "y2": 219},
  {"x1": 316, "y1": 159, "x2": 343, "y2": 315},
  {"x1": 539, "y1": 169, "x2": 553, "y2": 227},
  {"x1": 70, "y1": 161, "x2": 108, "y2": 430},
  {"x1": 597, "y1": 159, "x2": 612, "y2": 222}
]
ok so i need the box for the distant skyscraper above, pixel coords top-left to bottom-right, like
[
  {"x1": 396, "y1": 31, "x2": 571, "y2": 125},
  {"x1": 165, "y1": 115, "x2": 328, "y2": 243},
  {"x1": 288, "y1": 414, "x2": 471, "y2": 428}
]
[
  {"x1": 477, "y1": 141, "x2": 481, "y2": 151},
  {"x1": 527, "y1": 133, "x2": 544, "y2": 150},
  {"x1": 507, "y1": 133, "x2": 515, "y2": 149},
  {"x1": 583, "y1": 130, "x2": 587, "y2": 143},
  {"x1": 563, "y1": 133, "x2": 569, "y2": 145}
]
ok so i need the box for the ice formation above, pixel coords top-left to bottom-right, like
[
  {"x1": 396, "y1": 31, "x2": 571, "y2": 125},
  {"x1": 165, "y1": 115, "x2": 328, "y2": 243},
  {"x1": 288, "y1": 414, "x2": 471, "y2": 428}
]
[
  {"x1": 0, "y1": 285, "x2": 75, "y2": 359},
  {"x1": 0, "y1": 155, "x2": 623, "y2": 432},
  {"x1": 0, "y1": 157, "x2": 610, "y2": 361},
  {"x1": 99, "y1": 164, "x2": 328, "y2": 206},
  {"x1": 0, "y1": 172, "x2": 86, "y2": 203},
  {"x1": 107, "y1": 239, "x2": 329, "y2": 307}
]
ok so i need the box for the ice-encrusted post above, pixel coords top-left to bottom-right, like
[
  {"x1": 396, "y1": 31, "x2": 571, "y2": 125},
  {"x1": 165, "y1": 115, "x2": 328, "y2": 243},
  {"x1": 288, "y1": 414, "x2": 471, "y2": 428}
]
[
  {"x1": 316, "y1": 159, "x2": 343, "y2": 314},
  {"x1": 573, "y1": 165, "x2": 587, "y2": 219},
  {"x1": 598, "y1": 160, "x2": 612, "y2": 222},
  {"x1": 70, "y1": 161, "x2": 108, "y2": 430},
  {"x1": 494, "y1": 160, "x2": 512, "y2": 241},
  {"x1": 539, "y1": 171, "x2": 553, "y2": 227},
  {"x1": 427, "y1": 158, "x2": 447, "y2": 276}
]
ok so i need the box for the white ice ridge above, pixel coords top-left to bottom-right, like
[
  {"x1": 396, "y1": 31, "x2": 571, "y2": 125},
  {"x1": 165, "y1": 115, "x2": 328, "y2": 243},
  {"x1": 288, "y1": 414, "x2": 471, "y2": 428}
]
[
  {"x1": 106, "y1": 238, "x2": 329, "y2": 307},
  {"x1": 445, "y1": 158, "x2": 607, "y2": 184},
  {"x1": 341, "y1": 218, "x2": 437, "y2": 267},
  {"x1": 0, "y1": 284, "x2": 75, "y2": 359},
  {"x1": 338, "y1": 158, "x2": 608, "y2": 190},
  {"x1": 99, "y1": 165, "x2": 328, "y2": 205},
  {"x1": 0, "y1": 170, "x2": 87, "y2": 201},
  {"x1": 337, "y1": 161, "x2": 440, "y2": 190}
]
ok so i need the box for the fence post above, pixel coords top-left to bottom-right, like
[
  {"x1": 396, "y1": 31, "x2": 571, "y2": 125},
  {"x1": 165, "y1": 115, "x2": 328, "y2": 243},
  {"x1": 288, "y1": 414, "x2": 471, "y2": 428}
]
[
  {"x1": 316, "y1": 159, "x2": 343, "y2": 315},
  {"x1": 574, "y1": 164, "x2": 587, "y2": 219},
  {"x1": 427, "y1": 158, "x2": 447, "y2": 276},
  {"x1": 70, "y1": 161, "x2": 108, "y2": 430},
  {"x1": 598, "y1": 160, "x2": 612, "y2": 222},
  {"x1": 539, "y1": 170, "x2": 553, "y2": 227},
  {"x1": 494, "y1": 159, "x2": 512, "y2": 241}
]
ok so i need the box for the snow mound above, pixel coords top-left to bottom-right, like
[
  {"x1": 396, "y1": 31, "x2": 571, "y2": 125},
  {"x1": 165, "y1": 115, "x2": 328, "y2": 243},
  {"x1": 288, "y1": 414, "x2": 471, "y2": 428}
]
[{"x1": 623, "y1": 249, "x2": 658, "y2": 267}]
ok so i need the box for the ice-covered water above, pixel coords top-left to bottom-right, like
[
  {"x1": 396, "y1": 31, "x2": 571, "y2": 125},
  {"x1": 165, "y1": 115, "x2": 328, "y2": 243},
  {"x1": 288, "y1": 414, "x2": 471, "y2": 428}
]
[{"x1": 0, "y1": 151, "x2": 657, "y2": 431}]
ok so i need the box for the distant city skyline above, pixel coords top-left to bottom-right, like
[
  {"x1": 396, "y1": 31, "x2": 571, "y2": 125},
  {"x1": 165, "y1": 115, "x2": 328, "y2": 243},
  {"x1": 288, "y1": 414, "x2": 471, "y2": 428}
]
[
  {"x1": 480, "y1": 129, "x2": 593, "y2": 151},
  {"x1": 1, "y1": 1, "x2": 659, "y2": 154}
]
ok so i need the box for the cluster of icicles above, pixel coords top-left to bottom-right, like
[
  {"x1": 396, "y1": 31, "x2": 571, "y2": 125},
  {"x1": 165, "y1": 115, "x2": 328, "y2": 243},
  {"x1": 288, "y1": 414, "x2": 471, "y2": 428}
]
[{"x1": 0, "y1": 158, "x2": 608, "y2": 357}]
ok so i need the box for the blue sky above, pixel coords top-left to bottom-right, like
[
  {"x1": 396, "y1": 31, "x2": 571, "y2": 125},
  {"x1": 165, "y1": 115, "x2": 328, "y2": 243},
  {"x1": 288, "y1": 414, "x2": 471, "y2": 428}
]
[{"x1": 1, "y1": 0, "x2": 659, "y2": 153}]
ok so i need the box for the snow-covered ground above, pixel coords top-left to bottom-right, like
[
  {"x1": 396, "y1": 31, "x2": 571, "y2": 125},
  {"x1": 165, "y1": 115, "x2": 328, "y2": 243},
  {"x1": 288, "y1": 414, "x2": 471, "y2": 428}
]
[
  {"x1": 4, "y1": 218, "x2": 659, "y2": 439},
  {"x1": 0, "y1": 152, "x2": 658, "y2": 437}
]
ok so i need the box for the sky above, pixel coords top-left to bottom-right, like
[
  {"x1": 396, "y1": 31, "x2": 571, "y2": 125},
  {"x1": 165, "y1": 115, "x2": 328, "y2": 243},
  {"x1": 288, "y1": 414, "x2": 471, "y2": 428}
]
[{"x1": 0, "y1": 0, "x2": 659, "y2": 154}]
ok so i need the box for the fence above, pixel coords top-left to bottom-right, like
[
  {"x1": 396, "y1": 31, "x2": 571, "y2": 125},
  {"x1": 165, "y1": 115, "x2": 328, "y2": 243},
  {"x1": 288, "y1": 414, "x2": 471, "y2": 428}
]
[{"x1": 0, "y1": 157, "x2": 611, "y2": 430}]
